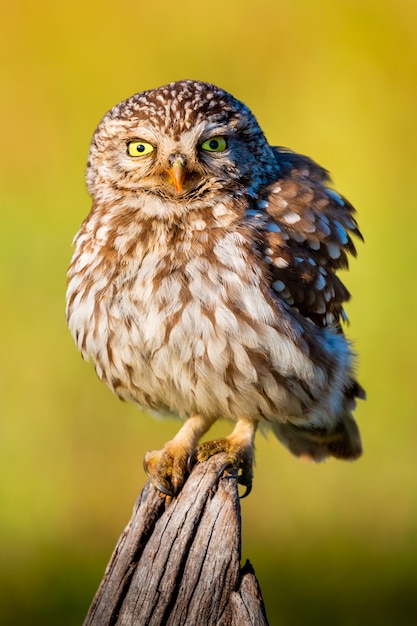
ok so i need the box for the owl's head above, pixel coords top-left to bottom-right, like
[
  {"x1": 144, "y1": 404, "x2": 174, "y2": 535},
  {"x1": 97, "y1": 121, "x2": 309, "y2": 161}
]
[{"x1": 87, "y1": 80, "x2": 277, "y2": 211}]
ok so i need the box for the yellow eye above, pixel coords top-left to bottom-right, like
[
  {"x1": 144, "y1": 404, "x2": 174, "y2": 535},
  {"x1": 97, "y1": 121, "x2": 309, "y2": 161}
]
[
  {"x1": 127, "y1": 140, "x2": 154, "y2": 157},
  {"x1": 200, "y1": 136, "x2": 227, "y2": 152}
]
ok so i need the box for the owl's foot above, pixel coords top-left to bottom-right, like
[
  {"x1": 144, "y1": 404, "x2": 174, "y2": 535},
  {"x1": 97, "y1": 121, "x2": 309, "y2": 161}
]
[
  {"x1": 144, "y1": 445, "x2": 189, "y2": 497},
  {"x1": 191, "y1": 418, "x2": 258, "y2": 498},
  {"x1": 143, "y1": 413, "x2": 216, "y2": 497}
]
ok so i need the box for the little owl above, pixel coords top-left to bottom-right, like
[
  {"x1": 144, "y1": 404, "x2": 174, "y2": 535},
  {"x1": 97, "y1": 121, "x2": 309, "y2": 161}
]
[{"x1": 66, "y1": 80, "x2": 365, "y2": 497}]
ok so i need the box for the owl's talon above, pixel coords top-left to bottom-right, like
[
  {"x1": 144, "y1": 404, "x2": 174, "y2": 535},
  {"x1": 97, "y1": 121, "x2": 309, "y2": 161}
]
[
  {"x1": 186, "y1": 450, "x2": 197, "y2": 474},
  {"x1": 216, "y1": 460, "x2": 238, "y2": 482},
  {"x1": 143, "y1": 452, "x2": 179, "y2": 497},
  {"x1": 142, "y1": 457, "x2": 175, "y2": 496},
  {"x1": 152, "y1": 480, "x2": 176, "y2": 498},
  {"x1": 216, "y1": 460, "x2": 252, "y2": 498},
  {"x1": 238, "y1": 478, "x2": 252, "y2": 499},
  {"x1": 193, "y1": 430, "x2": 255, "y2": 497},
  {"x1": 142, "y1": 456, "x2": 153, "y2": 481}
]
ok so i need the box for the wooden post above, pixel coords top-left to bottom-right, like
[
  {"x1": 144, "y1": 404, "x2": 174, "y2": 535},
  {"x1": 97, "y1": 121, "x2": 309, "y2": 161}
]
[{"x1": 84, "y1": 452, "x2": 269, "y2": 625}]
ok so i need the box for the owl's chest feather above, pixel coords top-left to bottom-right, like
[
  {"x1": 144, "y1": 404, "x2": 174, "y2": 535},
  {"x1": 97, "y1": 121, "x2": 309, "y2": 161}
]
[
  {"x1": 105, "y1": 232, "x2": 276, "y2": 374},
  {"x1": 67, "y1": 213, "x2": 326, "y2": 420}
]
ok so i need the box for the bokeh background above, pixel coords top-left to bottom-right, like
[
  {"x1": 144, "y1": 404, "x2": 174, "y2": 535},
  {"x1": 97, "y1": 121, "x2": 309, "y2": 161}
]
[{"x1": 1, "y1": 0, "x2": 416, "y2": 624}]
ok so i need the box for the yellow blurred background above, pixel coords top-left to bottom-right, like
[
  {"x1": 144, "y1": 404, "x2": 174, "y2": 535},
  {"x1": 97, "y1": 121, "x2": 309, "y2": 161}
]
[{"x1": 1, "y1": 0, "x2": 416, "y2": 624}]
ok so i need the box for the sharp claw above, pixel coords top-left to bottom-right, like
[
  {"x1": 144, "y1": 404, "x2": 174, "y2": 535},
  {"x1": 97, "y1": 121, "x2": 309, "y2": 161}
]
[
  {"x1": 186, "y1": 450, "x2": 197, "y2": 473},
  {"x1": 238, "y1": 480, "x2": 252, "y2": 499},
  {"x1": 143, "y1": 457, "x2": 152, "y2": 480},
  {"x1": 216, "y1": 461, "x2": 253, "y2": 498},
  {"x1": 152, "y1": 481, "x2": 175, "y2": 498},
  {"x1": 216, "y1": 461, "x2": 252, "y2": 500},
  {"x1": 143, "y1": 458, "x2": 176, "y2": 498},
  {"x1": 216, "y1": 461, "x2": 238, "y2": 483}
]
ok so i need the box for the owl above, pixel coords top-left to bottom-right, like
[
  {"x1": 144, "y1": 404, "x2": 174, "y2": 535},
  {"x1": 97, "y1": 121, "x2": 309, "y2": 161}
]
[{"x1": 66, "y1": 80, "x2": 365, "y2": 497}]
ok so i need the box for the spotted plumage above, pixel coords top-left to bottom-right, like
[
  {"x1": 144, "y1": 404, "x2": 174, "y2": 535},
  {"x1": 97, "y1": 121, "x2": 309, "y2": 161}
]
[{"x1": 66, "y1": 80, "x2": 365, "y2": 496}]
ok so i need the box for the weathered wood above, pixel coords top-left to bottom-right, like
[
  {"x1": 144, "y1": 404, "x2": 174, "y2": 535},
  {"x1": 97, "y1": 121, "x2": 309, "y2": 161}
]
[{"x1": 84, "y1": 453, "x2": 269, "y2": 626}]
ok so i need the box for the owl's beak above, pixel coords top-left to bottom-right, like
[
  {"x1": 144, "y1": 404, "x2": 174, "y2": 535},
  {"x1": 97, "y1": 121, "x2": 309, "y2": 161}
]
[{"x1": 167, "y1": 156, "x2": 187, "y2": 193}]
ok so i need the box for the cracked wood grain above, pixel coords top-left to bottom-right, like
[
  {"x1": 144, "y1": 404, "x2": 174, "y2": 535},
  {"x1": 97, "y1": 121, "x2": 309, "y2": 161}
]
[{"x1": 83, "y1": 453, "x2": 269, "y2": 626}]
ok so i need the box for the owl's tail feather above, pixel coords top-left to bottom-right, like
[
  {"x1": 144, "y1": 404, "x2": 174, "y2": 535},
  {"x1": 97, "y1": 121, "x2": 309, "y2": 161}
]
[{"x1": 272, "y1": 411, "x2": 362, "y2": 462}]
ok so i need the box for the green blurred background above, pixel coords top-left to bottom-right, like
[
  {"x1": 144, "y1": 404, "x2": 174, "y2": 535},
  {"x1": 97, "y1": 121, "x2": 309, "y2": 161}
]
[{"x1": 1, "y1": 0, "x2": 416, "y2": 624}]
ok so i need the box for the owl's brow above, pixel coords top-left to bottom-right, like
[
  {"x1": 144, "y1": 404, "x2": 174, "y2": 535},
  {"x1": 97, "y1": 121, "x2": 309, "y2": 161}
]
[
  {"x1": 199, "y1": 124, "x2": 230, "y2": 140},
  {"x1": 123, "y1": 126, "x2": 159, "y2": 142}
]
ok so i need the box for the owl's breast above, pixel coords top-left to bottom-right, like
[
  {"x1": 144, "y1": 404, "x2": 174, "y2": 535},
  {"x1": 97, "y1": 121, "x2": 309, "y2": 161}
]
[
  {"x1": 72, "y1": 247, "x2": 310, "y2": 422},
  {"x1": 67, "y1": 225, "x2": 349, "y2": 425}
]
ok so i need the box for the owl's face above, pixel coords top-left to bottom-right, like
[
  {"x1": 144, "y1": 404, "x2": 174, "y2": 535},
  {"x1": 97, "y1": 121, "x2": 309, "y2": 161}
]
[{"x1": 87, "y1": 81, "x2": 277, "y2": 213}]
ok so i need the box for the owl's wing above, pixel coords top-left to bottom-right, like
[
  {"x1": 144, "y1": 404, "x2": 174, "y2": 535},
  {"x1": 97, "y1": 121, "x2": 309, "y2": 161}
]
[{"x1": 254, "y1": 146, "x2": 363, "y2": 329}]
